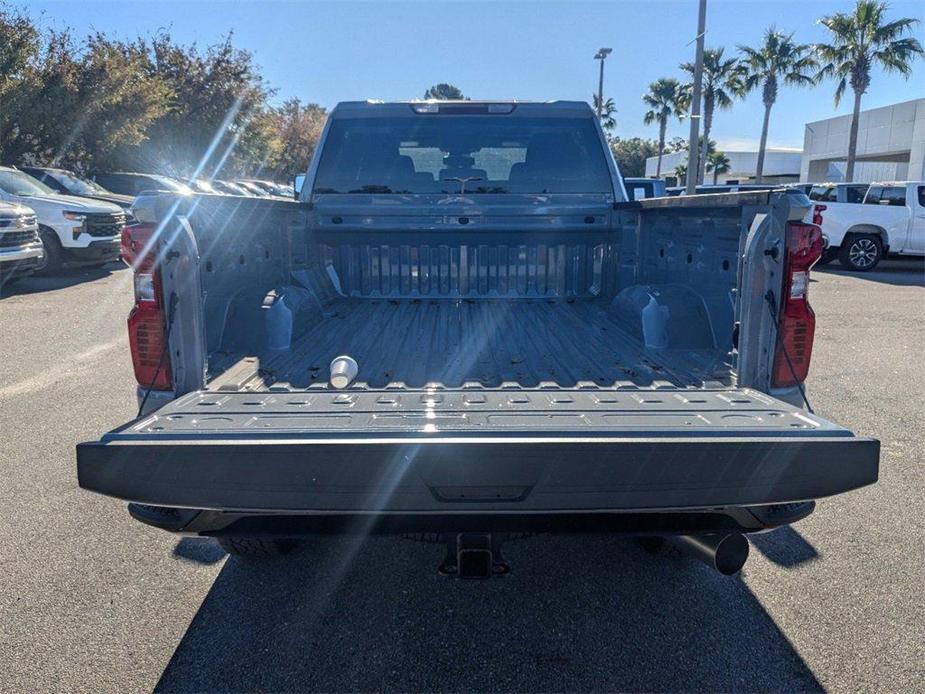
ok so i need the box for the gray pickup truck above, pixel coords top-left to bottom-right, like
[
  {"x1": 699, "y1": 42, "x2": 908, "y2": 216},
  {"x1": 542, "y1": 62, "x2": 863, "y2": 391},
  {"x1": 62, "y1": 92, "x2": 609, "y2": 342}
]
[{"x1": 78, "y1": 101, "x2": 878, "y2": 576}]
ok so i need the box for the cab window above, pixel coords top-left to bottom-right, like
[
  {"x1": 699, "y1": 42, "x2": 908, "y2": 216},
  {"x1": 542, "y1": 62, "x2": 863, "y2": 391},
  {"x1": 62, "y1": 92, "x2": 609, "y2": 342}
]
[
  {"x1": 881, "y1": 186, "x2": 906, "y2": 207},
  {"x1": 809, "y1": 186, "x2": 836, "y2": 202},
  {"x1": 844, "y1": 185, "x2": 867, "y2": 204}
]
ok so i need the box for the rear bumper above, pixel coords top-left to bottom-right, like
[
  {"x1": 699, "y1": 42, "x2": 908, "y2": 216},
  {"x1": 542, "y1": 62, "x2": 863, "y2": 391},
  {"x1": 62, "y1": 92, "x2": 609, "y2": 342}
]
[{"x1": 77, "y1": 435, "x2": 879, "y2": 517}]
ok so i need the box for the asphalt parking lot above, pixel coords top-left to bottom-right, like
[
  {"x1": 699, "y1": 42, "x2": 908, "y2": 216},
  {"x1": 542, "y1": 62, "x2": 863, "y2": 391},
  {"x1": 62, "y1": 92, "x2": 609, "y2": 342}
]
[{"x1": 1, "y1": 258, "x2": 923, "y2": 693}]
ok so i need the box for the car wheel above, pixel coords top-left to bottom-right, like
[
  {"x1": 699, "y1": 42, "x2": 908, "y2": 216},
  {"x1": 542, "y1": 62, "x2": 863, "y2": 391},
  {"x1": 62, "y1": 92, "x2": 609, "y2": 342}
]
[
  {"x1": 217, "y1": 537, "x2": 300, "y2": 556},
  {"x1": 34, "y1": 227, "x2": 63, "y2": 275},
  {"x1": 838, "y1": 234, "x2": 882, "y2": 272}
]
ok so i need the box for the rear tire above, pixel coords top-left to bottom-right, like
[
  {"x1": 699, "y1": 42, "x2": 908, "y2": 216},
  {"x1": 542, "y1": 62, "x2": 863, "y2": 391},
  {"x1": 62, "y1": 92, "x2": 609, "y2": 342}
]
[
  {"x1": 838, "y1": 234, "x2": 882, "y2": 271},
  {"x1": 217, "y1": 537, "x2": 299, "y2": 556},
  {"x1": 816, "y1": 248, "x2": 837, "y2": 266},
  {"x1": 34, "y1": 227, "x2": 63, "y2": 275}
]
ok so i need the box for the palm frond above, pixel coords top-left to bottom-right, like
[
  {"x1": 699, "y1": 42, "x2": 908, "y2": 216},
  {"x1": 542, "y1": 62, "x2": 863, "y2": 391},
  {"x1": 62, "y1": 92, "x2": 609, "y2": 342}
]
[
  {"x1": 833, "y1": 76, "x2": 847, "y2": 106},
  {"x1": 815, "y1": 2, "x2": 922, "y2": 106}
]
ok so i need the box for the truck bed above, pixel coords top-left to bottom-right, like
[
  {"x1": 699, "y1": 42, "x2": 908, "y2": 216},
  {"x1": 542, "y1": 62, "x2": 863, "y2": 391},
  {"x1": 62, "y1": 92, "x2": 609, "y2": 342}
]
[{"x1": 209, "y1": 298, "x2": 732, "y2": 392}]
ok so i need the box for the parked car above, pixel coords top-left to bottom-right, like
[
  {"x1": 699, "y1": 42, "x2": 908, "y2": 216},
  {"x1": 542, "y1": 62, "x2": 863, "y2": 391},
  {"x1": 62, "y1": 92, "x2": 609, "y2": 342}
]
[
  {"x1": 211, "y1": 179, "x2": 251, "y2": 195},
  {"x1": 188, "y1": 179, "x2": 226, "y2": 195},
  {"x1": 623, "y1": 177, "x2": 667, "y2": 200},
  {"x1": 233, "y1": 180, "x2": 274, "y2": 197},
  {"x1": 91, "y1": 172, "x2": 192, "y2": 197},
  {"x1": 78, "y1": 100, "x2": 878, "y2": 576},
  {"x1": 807, "y1": 182, "x2": 869, "y2": 204},
  {"x1": 813, "y1": 180, "x2": 924, "y2": 270},
  {"x1": 0, "y1": 166, "x2": 125, "y2": 273},
  {"x1": 18, "y1": 166, "x2": 136, "y2": 217},
  {"x1": 0, "y1": 201, "x2": 43, "y2": 288},
  {"x1": 239, "y1": 178, "x2": 292, "y2": 198}
]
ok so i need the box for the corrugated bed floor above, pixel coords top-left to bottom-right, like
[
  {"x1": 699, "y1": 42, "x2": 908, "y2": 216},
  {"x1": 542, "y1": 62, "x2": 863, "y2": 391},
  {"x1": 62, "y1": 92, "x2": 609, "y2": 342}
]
[{"x1": 220, "y1": 299, "x2": 732, "y2": 391}]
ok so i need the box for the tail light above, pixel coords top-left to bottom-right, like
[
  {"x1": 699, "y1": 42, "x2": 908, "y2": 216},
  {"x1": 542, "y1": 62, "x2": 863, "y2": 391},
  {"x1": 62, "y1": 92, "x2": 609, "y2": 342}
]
[
  {"x1": 124, "y1": 223, "x2": 173, "y2": 390},
  {"x1": 772, "y1": 222, "x2": 823, "y2": 387},
  {"x1": 812, "y1": 204, "x2": 826, "y2": 226}
]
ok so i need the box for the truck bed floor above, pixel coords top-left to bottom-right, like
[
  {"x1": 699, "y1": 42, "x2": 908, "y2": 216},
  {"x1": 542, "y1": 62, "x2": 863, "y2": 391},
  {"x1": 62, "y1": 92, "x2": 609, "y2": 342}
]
[{"x1": 212, "y1": 299, "x2": 731, "y2": 392}]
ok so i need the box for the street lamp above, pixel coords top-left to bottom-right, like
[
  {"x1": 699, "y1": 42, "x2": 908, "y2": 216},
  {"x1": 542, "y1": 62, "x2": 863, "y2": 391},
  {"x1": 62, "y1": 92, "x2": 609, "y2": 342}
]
[{"x1": 594, "y1": 48, "x2": 613, "y2": 118}]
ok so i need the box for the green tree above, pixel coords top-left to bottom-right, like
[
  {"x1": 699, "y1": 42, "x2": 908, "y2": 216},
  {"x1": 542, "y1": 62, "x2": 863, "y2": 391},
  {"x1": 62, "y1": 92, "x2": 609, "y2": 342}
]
[
  {"x1": 681, "y1": 47, "x2": 742, "y2": 183},
  {"x1": 738, "y1": 28, "x2": 816, "y2": 183},
  {"x1": 609, "y1": 137, "x2": 660, "y2": 177},
  {"x1": 665, "y1": 136, "x2": 689, "y2": 154},
  {"x1": 642, "y1": 77, "x2": 687, "y2": 177},
  {"x1": 592, "y1": 94, "x2": 617, "y2": 134},
  {"x1": 815, "y1": 1, "x2": 923, "y2": 181},
  {"x1": 673, "y1": 162, "x2": 687, "y2": 183},
  {"x1": 423, "y1": 83, "x2": 465, "y2": 100},
  {"x1": 127, "y1": 32, "x2": 274, "y2": 178},
  {"x1": 706, "y1": 150, "x2": 731, "y2": 184},
  {"x1": 0, "y1": 4, "x2": 38, "y2": 97},
  {"x1": 0, "y1": 25, "x2": 170, "y2": 171},
  {"x1": 268, "y1": 98, "x2": 328, "y2": 179}
]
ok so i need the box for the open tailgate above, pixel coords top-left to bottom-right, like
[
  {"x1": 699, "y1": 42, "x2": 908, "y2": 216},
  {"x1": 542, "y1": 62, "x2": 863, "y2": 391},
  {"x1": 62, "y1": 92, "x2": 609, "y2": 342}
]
[{"x1": 77, "y1": 387, "x2": 878, "y2": 513}]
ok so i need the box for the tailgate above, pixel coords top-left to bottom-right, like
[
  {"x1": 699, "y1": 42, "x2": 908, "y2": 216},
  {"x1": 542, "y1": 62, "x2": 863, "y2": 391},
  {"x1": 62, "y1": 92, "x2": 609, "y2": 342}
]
[{"x1": 77, "y1": 387, "x2": 878, "y2": 512}]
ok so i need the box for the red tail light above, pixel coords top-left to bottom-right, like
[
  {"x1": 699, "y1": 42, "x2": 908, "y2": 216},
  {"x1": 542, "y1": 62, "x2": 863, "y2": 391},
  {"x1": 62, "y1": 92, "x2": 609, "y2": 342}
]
[
  {"x1": 812, "y1": 204, "x2": 826, "y2": 226},
  {"x1": 772, "y1": 222, "x2": 823, "y2": 387},
  {"x1": 124, "y1": 223, "x2": 173, "y2": 390}
]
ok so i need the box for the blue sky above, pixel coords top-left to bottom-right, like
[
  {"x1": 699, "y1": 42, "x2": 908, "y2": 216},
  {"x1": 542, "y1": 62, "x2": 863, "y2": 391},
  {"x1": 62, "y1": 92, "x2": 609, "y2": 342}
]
[{"x1": 22, "y1": 0, "x2": 925, "y2": 150}]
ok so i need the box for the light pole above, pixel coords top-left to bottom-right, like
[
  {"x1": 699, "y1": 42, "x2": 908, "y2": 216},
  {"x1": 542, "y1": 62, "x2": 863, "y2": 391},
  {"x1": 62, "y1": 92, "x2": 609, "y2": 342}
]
[
  {"x1": 594, "y1": 48, "x2": 612, "y2": 118},
  {"x1": 685, "y1": 0, "x2": 707, "y2": 194}
]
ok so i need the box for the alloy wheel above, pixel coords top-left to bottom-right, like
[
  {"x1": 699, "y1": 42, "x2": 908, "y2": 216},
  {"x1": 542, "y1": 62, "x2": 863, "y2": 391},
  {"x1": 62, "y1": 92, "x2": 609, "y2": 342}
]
[{"x1": 848, "y1": 238, "x2": 878, "y2": 269}]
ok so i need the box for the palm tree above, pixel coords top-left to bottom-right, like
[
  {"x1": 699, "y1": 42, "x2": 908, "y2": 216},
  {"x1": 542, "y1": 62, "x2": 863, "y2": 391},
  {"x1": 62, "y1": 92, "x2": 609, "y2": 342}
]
[
  {"x1": 673, "y1": 162, "x2": 687, "y2": 185},
  {"x1": 592, "y1": 94, "x2": 617, "y2": 135},
  {"x1": 815, "y1": 1, "x2": 923, "y2": 181},
  {"x1": 706, "y1": 151, "x2": 731, "y2": 184},
  {"x1": 681, "y1": 47, "x2": 742, "y2": 184},
  {"x1": 642, "y1": 78, "x2": 687, "y2": 177},
  {"x1": 738, "y1": 29, "x2": 816, "y2": 182}
]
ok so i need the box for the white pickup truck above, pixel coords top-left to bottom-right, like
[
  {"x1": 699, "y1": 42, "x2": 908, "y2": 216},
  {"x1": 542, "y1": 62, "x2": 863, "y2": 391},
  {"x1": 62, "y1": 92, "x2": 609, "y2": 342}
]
[
  {"x1": 0, "y1": 202, "x2": 43, "y2": 289},
  {"x1": 813, "y1": 181, "x2": 925, "y2": 270},
  {"x1": 0, "y1": 166, "x2": 126, "y2": 274}
]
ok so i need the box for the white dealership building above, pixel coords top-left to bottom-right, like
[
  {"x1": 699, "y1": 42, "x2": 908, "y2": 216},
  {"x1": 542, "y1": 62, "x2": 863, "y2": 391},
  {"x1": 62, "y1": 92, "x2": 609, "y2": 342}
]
[
  {"x1": 644, "y1": 148, "x2": 802, "y2": 184},
  {"x1": 641, "y1": 98, "x2": 925, "y2": 185},
  {"x1": 800, "y1": 98, "x2": 925, "y2": 183}
]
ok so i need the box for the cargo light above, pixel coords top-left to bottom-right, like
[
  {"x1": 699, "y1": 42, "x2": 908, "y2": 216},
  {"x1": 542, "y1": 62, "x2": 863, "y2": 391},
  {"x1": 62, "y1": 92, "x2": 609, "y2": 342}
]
[
  {"x1": 410, "y1": 102, "x2": 516, "y2": 115},
  {"x1": 772, "y1": 221, "x2": 823, "y2": 388}
]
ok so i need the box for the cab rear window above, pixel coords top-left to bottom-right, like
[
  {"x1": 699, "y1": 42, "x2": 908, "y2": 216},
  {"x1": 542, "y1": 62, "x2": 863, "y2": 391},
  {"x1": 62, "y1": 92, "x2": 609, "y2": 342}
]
[{"x1": 313, "y1": 116, "x2": 613, "y2": 195}]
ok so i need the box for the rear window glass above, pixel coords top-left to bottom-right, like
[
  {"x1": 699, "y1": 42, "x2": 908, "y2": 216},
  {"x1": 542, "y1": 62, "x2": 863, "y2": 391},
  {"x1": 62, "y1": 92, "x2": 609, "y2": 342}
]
[
  {"x1": 845, "y1": 185, "x2": 867, "y2": 204},
  {"x1": 313, "y1": 116, "x2": 613, "y2": 195},
  {"x1": 864, "y1": 186, "x2": 883, "y2": 204},
  {"x1": 809, "y1": 186, "x2": 836, "y2": 202},
  {"x1": 881, "y1": 186, "x2": 906, "y2": 206},
  {"x1": 918, "y1": 186, "x2": 925, "y2": 207}
]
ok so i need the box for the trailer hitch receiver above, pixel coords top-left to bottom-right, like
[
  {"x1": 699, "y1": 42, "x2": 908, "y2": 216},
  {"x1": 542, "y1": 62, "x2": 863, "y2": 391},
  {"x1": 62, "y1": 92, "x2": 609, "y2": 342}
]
[{"x1": 439, "y1": 533, "x2": 511, "y2": 578}]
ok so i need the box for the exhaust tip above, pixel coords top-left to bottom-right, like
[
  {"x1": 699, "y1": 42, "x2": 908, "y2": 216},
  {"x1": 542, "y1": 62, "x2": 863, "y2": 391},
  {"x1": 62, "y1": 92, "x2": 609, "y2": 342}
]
[
  {"x1": 713, "y1": 533, "x2": 750, "y2": 575},
  {"x1": 673, "y1": 533, "x2": 750, "y2": 576}
]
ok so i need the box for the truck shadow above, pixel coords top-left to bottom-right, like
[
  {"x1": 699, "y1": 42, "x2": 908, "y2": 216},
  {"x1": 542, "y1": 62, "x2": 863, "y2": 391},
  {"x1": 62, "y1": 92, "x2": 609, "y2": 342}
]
[
  {"x1": 156, "y1": 534, "x2": 822, "y2": 692},
  {"x1": 749, "y1": 526, "x2": 819, "y2": 568},
  {"x1": 0, "y1": 262, "x2": 127, "y2": 299},
  {"x1": 814, "y1": 257, "x2": 925, "y2": 287}
]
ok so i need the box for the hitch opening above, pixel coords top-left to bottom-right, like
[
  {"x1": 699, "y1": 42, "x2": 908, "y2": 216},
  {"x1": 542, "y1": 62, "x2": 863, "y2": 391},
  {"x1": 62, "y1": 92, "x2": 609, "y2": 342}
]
[{"x1": 439, "y1": 533, "x2": 511, "y2": 578}]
